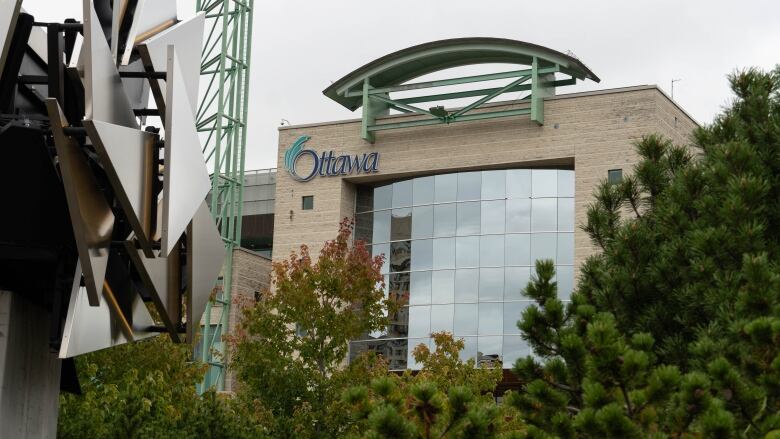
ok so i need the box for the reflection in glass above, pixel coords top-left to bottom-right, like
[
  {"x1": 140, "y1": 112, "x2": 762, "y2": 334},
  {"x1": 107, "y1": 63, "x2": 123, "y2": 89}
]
[
  {"x1": 408, "y1": 306, "x2": 431, "y2": 338},
  {"x1": 558, "y1": 170, "x2": 575, "y2": 198},
  {"x1": 503, "y1": 335, "x2": 528, "y2": 365},
  {"x1": 411, "y1": 239, "x2": 433, "y2": 271},
  {"x1": 457, "y1": 172, "x2": 481, "y2": 201},
  {"x1": 431, "y1": 270, "x2": 455, "y2": 303},
  {"x1": 531, "y1": 198, "x2": 557, "y2": 232},
  {"x1": 392, "y1": 179, "x2": 413, "y2": 208},
  {"x1": 372, "y1": 243, "x2": 390, "y2": 275},
  {"x1": 455, "y1": 269, "x2": 479, "y2": 302},
  {"x1": 373, "y1": 210, "x2": 390, "y2": 243},
  {"x1": 354, "y1": 212, "x2": 373, "y2": 245},
  {"x1": 505, "y1": 234, "x2": 531, "y2": 266},
  {"x1": 374, "y1": 184, "x2": 392, "y2": 211},
  {"x1": 478, "y1": 335, "x2": 502, "y2": 364},
  {"x1": 506, "y1": 199, "x2": 531, "y2": 233},
  {"x1": 413, "y1": 176, "x2": 435, "y2": 205},
  {"x1": 556, "y1": 265, "x2": 575, "y2": 301},
  {"x1": 558, "y1": 198, "x2": 575, "y2": 232},
  {"x1": 391, "y1": 208, "x2": 412, "y2": 240},
  {"x1": 389, "y1": 272, "x2": 410, "y2": 306},
  {"x1": 430, "y1": 304, "x2": 454, "y2": 333},
  {"x1": 390, "y1": 241, "x2": 411, "y2": 272},
  {"x1": 507, "y1": 169, "x2": 531, "y2": 198},
  {"x1": 504, "y1": 266, "x2": 531, "y2": 301},
  {"x1": 503, "y1": 302, "x2": 530, "y2": 334},
  {"x1": 457, "y1": 202, "x2": 481, "y2": 235},
  {"x1": 407, "y1": 337, "x2": 429, "y2": 370},
  {"x1": 454, "y1": 303, "x2": 478, "y2": 335},
  {"x1": 411, "y1": 205, "x2": 433, "y2": 239},
  {"x1": 432, "y1": 237, "x2": 456, "y2": 269},
  {"x1": 481, "y1": 170, "x2": 506, "y2": 199},
  {"x1": 356, "y1": 185, "x2": 374, "y2": 213},
  {"x1": 557, "y1": 233, "x2": 574, "y2": 265},
  {"x1": 433, "y1": 204, "x2": 457, "y2": 237},
  {"x1": 532, "y1": 169, "x2": 557, "y2": 198},
  {"x1": 434, "y1": 174, "x2": 457, "y2": 203},
  {"x1": 456, "y1": 236, "x2": 479, "y2": 268},
  {"x1": 481, "y1": 200, "x2": 505, "y2": 234},
  {"x1": 460, "y1": 336, "x2": 477, "y2": 362},
  {"x1": 410, "y1": 271, "x2": 431, "y2": 305},
  {"x1": 480, "y1": 235, "x2": 504, "y2": 267},
  {"x1": 531, "y1": 233, "x2": 556, "y2": 264},
  {"x1": 479, "y1": 268, "x2": 504, "y2": 301}
]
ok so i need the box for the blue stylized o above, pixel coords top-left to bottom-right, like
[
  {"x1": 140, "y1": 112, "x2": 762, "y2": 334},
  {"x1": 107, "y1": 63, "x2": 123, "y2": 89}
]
[{"x1": 291, "y1": 149, "x2": 319, "y2": 182}]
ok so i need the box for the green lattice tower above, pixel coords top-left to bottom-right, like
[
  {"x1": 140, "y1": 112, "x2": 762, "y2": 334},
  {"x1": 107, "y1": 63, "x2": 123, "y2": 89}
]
[{"x1": 195, "y1": 0, "x2": 254, "y2": 392}]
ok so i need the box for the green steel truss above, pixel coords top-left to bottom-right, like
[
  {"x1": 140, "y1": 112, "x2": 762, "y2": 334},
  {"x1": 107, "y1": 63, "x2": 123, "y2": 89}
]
[
  {"x1": 357, "y1": 58, "x2": 571, "y2": 143},
  {"x1": 195, "y1": 0, "x2": 254, "y2": 392}
]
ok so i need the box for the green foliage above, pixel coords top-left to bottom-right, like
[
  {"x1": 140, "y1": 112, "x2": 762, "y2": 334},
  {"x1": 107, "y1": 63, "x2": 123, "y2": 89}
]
[{"x1": 509, "y1": 66, "x2": 780, "y2": 437}]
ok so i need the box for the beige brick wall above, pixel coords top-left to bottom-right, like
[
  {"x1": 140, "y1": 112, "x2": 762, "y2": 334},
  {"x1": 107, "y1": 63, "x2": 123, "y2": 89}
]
[{"x1": 273, "y1": 86, "x2": 696, "y2": 273}]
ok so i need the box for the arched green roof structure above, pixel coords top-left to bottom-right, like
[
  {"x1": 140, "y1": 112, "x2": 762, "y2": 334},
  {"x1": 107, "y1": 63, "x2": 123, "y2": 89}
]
[
  {"x1": 323, "y1": 38, "x2": 600, "y2": 143},
  {"x1": 324, "y1": 38, "x2": 599, "y2": 111}
]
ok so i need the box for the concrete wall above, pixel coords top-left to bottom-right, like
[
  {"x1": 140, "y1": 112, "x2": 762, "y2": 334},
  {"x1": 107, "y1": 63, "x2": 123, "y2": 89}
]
[{"x1": 272, "y1": 86, "x2": 697, "y2": 271}]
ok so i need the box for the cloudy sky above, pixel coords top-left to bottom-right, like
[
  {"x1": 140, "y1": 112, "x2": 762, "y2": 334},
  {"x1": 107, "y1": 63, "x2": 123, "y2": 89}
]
[{"x1": 22, "y1": 0, "x2": 780, "y2": 170}]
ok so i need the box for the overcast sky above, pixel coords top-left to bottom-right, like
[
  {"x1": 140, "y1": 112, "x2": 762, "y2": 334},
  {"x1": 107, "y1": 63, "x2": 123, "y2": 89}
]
[{"x1": 22, "y1": 0, "x2": 780, "y2": 170}]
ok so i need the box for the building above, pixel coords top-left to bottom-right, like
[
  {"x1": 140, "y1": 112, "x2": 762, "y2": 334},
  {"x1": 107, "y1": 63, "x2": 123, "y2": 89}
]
[{"x1": 266, "y1": 38, "x2": 696, "y2": 374}]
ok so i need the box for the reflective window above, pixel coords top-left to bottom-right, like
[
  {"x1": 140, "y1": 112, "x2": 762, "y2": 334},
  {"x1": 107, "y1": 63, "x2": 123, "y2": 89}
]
[
  {"x1": 507, "y1": 169, "x2": 531, "y2": 199},
  {"x1": 457, "y1": 172, "x2": 481, "y2": 201},
  {"x1": 407, "y1": 338, "x2": 429, "y2": 369},
  {"x1": 391, "y1": 208, "x2": 412, "y2": 240},
  {"x1": 532, "y1": 169, "x2": 557, "y2": 198},
  {"x1": 531, "y1": 198, "x2": 557, "y2": 232},
  {"x1": 460, "y1": 336, "x2": 477, "y2": 362},
  {"x1": 558, "y1": 170, "x2": 575, "y2": 198},
  {"x1": 503, "y1": 335, "x2": 528, "y2": 366},
  {"x1": 558, "y1": 198, "x2": 575, "y2": 232},
  {"x1": 374, "y1": 185, "x2": 392, "y2": 210},
  {"x1": 390, "y1": 241, "x2": 411, "y2": 272},
  {"x1": 479, "y1": 267, "x2": 504, "y2": 301},
  {"x1": 505, "y1": 266, "x2": 531, "y2": 301},
  {"x1": 408, "y1": 307, "x2": 430, "y2": 338},
  {"x1": 411, "y1": 205, "x2": 433, "y2": 239},
  {"x1": 505, "y1": 234, "x2": 531, "y2": 266},
  {"x1": 479, "y1": 303, "x2": 503, "y2": 335},
  {"x1": 481, "y1": 170, "x2": 506, "y2": 200},
  {"x1": 413, "y1": 176, "x2": 435, "y2": 205},
  {"x1": 481, "y1": 200, "x2": 505, "y2": 234},
  {"x1": 410, "y1": 271, "x2": 431, "y2": 305},
  {"x1": 456, "y1": 236, "x2": 479, "y2": 268},
  {"x1": 433, "y1": 204, "x2": 457, "y2": 237},
  {"x1": 434, "y1": 174, "x2": 457, "y2": 203},
  {"x1": 432, "y1": 238, "x2": 455, "y2": 269},
  {"x1": 373, "y1": 210, "x2": 390, "y2": 243},
  {"x1": 411, "y1": 239, "x2": 433, "y2": 271},
  {"x1": 373, "y1": 243, "x2": 390, "y2": 275},
  {"x1": 392, "y1": 180, "x2": 413, "y2": 208},
  {"x1": 557, "y1": 233, "x2": 574, "y2": 265},
  {"x1": 556, "y1": 265, "x2": 575, "y2": 301},
  {"x1": 456, "y1": 202, "x2": 480, "y2": 235},
  {"x1": 480, "y1": 235, "x2": 505, "y2": 267},
  {"x1": 431, "y1": 270, "x2": 455, "y2": 304},
  {"x1": 503, "y1": 302, "x2": 529, "y2": 334},
  {"x1": 455, "y1": 269, "x2": 479, "y2": 302},
  {"x1": 430, "y1": 304, "x2": 454, "y2": 333},
  {"x1": 355, "y1": 212, "x2": 373, "y2": 244},
  {"x1": 531, "y1": 233, "x2": 556, "y2": 264},
  {"x1": 478, "y1": 335, "x2": 503, "y2": 362},
  {"x1": 506, "y1": 199, "x2": 531, "y2": 233},
  {"x1": 389, "y1": 272, "x2": 410, "y2": 307},
  {"x1": 454, "y1": 303, "x2": 478, "y2": 335}
]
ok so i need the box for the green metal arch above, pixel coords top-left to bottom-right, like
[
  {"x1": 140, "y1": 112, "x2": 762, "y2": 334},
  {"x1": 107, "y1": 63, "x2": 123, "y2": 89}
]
[{"x1": 323, "y1": 38, "x2": 600, "y2": 111}]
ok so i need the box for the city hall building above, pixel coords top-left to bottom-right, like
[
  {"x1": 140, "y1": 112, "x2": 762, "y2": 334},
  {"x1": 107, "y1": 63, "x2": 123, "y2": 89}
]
[{"x1": 263, "y1": 38, "x2": 696, "y2": 373}]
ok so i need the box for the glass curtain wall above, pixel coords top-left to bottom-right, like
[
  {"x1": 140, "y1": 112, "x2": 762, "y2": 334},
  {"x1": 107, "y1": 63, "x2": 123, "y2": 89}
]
[{"x1": 352, "y1": 169, "x2": 574, "y2": 370}]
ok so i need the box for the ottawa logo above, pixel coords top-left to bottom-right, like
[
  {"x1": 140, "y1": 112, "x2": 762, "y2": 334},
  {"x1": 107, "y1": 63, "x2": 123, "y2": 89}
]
[{"x1": 284, "y1": 135, "x2": 380, "y2": 182}]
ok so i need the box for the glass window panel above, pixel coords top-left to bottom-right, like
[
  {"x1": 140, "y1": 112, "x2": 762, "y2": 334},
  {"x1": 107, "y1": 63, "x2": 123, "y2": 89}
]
[
  {"x1": 506, "y1": 199, "x2": 531, "y2": 233},
  {"x1": 372, "y1": 243, "x2": 390, "y2": 275},
  {"x1": 456, "y1": 202, "x2": 480, "y2": 235},
  {"x1": 531, "y1": 234, "x2": 557, "y2": 264},
  {"x1": 457, "y1": 172, "x2": 481, "y2": 201},
  {"x1": 506, "y1": 169, "x2": 531, "y2": 198},
  {"x1": 391, "y1": 208, "x2": 412, "y2": 240},
  {"x1": 433, "y1": 203, "x2": 457, "y2": 237},
  {"x1": 374, "y1": 184, "x2": 392, "y2": 211},
  {"x1": 431, "y1": 270, "x2": 455, "y2": 304},
  {"x1": 389, "y1": 272, "x2": 410, "y2": 307},
  {"x1": 410, "y1": 271, "x2": 431, "y2": 305},
  {"x1": 454, "y1": 303, "x2": 478, "y2": 335},
  {"x1": 480, "y1": 235, "x2": 505, "y2": 267},
  {"x1": 413, "y1": 176, "x2": 435, "y2": 205},
  {"x1": 408, "y1": 307, "x2": 430, "y2": 338},
  {"x1": 532, "y1": 169, "x2": 557, "y2": 198},
  {"x1": 558, "y1": 170, "x2": 575, "y2": 197},
  {"x1": 505, "y1": 266, "x2": 532, "y2": 301},
  {"x1": 503, "y1": 302, "x2": 530, "y2": 334},
  {"x1": 390, "y1": 241, "x2": 411, "y2": 272},
  {"x1": 478, "y1": 335, "x2": 503, "y2": 364},
  {"x1": 558, "y1": 198, "x2": 575, "y2": 232},
  {"x1": 557, "y1": 233, "x2": 574, "y2": 265},
  {"x1": 481, "y1": 200, "x2": 505, "y2": 234},
  {"x1": 556, "y1": 265, "x2": 575, "y2": 301},
  {"x1": 372, "y1": 210, "x2": 390, "y2": 243},
  {"x1": 354, "y1": 212, "x2": 373, "y2": 245},
  {"x1": 503, "y1": 335, "x2": 529, "y2": 366},
  {"x1": 454, "y1": 269, "x2": 479, "y2": 302},
  {"x1": 531, "y1": 198, "x2": 557, "y2": 232},
  {"x1": 392, "y1": 180, "x2": 413, "y2": 208},
  {"x1": 432, "y1": 238, "x2": 456, "y2": 269},
  {"x1": 505, "y1": 234, "x2": 531, "y2": 266},
  {"x1": 434, "y1": 174, "x2": 457, "y2": 203},
  {"x1": 430, "y1": 304, "x2": 454, "y2": 334},
  {"x1": 479, "y1": 267, "x2": 504, "y2": 301},
  {"x1": 411, "y1": 205, "x2": 433, "y2": 239},
  {"x1": 459, "y1": 336, "x2": 477, "y2": 362},
  {"x1": 478, "y1": 303, "x2": 503, "y2": 335},
  {"x1": 481, "y1": 170, "x2": 506, "y2": 199},
  {"x1": 407, "y1": 337, "x2": 428, "y2": 370},
  {"x1": 411, "y1": 239, "x2": 433, "y2": 271},
  {"x1": 456, "y1": 236, "x2": 479, "y2": 268},
  {"x1": 356, "y1": 185, "x2": 374, "y2": 213}
]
